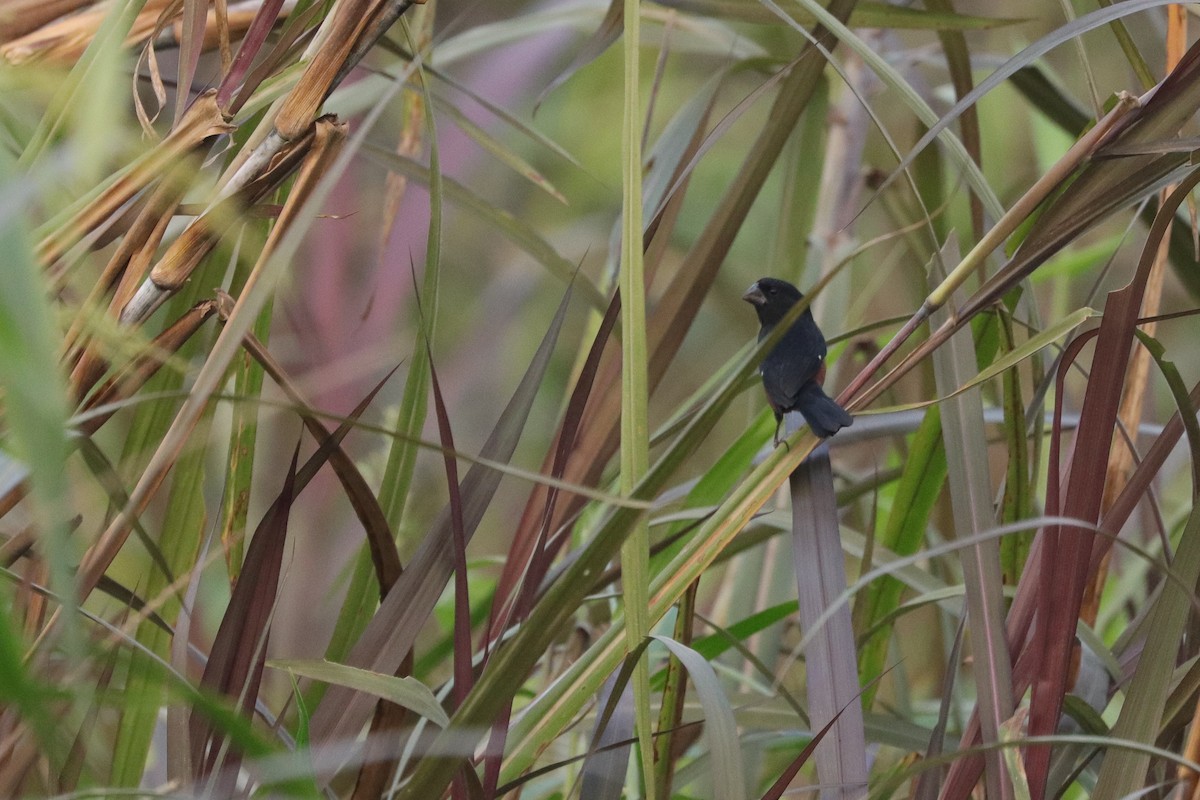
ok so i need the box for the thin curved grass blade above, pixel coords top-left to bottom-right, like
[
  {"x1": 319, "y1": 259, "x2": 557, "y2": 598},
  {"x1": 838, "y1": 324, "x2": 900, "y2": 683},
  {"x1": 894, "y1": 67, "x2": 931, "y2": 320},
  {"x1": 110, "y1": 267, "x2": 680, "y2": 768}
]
[{"x1": 268, "y1": 659, "x2": 448, "y2": 728}]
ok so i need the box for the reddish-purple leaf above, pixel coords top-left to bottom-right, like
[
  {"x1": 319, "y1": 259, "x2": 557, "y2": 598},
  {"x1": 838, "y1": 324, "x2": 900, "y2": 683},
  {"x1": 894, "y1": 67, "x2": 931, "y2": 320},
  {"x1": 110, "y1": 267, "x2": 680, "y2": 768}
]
[
  {"x1": 487, "y1": 71, "x2": 718, "y2": 651},
  {"x1": 941, "y1": 166, "x2": 1200, "y2": 800},
  {"x1": 190, "y1": 444, "x2": 300, "y2": 787},
  {"x1": 174, "y1": 0, "x2": 210, "y2": 125},
  {"x1": 215, "y1": 0, "x2": 288, "y2": 110},
  {"x1": 424, "y1": 334, "x2": 473, "y2": 710},
  {"x1": 1025, "y1": 169, "x2": 1200, "y2": 800},
  {"x1": 227, "y1": 3, "x2": 324, "y2": 116},
  {"x1": 487, "y1": 290, "x2": 618, "y2": 644},
  {"x1": 479, "y1": 289, "x2": 616, "y2": 799},
  {"x1": 190, "y1": 369, "x2": 393, "y2": 786}
]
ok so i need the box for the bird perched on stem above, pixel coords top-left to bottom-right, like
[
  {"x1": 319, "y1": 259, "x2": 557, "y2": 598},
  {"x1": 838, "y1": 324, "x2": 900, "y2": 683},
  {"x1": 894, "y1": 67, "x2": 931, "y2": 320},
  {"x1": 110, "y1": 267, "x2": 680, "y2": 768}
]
[{"x1": 743, "y1": 277, "x2": 853, "y2": 444}]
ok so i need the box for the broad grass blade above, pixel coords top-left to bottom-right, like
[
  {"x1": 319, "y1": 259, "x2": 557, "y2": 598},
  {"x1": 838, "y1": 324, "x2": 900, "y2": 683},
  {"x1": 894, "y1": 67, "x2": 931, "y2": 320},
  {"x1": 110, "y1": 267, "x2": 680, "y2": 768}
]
[
  {"x1": 789, "y1": 442, "x2": 867, "y2": 799},
  {"x1": 268, "y1": 659, "x2": 448, "y2": 728},
  {"x1": 0, "y1": 147, "x2": 76, "y2": 651},
  {"x1": 930, "y1": 244, "x2": 1014, "y2": 800},
  {"x1": 580, "y1": 674, "x2": 634, "y2": 800},
  {"x1": 652, "y1": 635, "x2": 747, "y2": 800}
]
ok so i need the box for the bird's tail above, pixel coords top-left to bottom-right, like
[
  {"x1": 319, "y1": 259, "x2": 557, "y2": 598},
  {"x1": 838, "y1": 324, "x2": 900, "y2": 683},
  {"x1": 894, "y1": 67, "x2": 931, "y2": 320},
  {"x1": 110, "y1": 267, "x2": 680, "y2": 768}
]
[{"x1": 796, "y1": 381, "x2": 853, "y2": 438}]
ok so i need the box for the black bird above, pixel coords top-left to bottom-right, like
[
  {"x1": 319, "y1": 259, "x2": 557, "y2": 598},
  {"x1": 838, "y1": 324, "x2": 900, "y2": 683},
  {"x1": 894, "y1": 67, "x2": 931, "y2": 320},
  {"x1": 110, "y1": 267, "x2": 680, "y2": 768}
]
[{"x1": 743, "y1": 277, "x2": 853, "y2": 443}]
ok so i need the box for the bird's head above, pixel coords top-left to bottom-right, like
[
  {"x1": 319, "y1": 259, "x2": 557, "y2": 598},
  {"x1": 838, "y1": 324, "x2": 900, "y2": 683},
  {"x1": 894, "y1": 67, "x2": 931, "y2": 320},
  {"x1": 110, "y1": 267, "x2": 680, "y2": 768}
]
[{"x1": 743, "y1": 277, "x2": 804, "y2": 325}]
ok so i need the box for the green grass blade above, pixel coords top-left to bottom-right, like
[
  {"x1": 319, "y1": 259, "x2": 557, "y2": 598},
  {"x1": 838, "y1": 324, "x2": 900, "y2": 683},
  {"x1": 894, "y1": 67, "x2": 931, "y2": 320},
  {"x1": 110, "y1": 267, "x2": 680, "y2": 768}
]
[
  {"x1": 219, "y1": 241, "x2": 274, "y2": 581},
  {"x1": 110, "y1": 416, "x2": 210, "y2": 787},
  {"x1": 360, "y1": 145, "x2": 607, "y2": 310},
  {"x1": 270, "y1": 659, "x2": 449, "y2": 728},
  {"x1": 306, "y1": 286, "x2": 573, "y2": 754},
  {"x1": 618, "y1": 0, "x2": 654, "y2": 796},
  {"x1": 768, "y1": 0, "x2": 1003, "y2": 221},
  {"x1": 377, "y1": 34, "x2": 444, "y2": 536},
  {"x1": 0, "y1": 153, "x2": 76, "y2": 654},
  {"x1": 930, "y1": 244, "x2": 1014, "y2": 799},
  {"x1": 20, "y1": 0, "x2": 147, "y2": 168},
  {"x1": 853, "y1": 406, "x2": 947, "y2": 709}
]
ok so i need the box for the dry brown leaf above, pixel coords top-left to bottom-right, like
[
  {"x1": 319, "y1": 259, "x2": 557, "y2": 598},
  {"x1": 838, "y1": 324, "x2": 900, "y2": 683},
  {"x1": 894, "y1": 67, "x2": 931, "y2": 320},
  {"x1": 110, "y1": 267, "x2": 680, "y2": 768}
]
[
  {"x1": 0, "y1": 0, "x2": 90, "y2": 42},
  {"x1": 2, "y1": 0, "x2": 174, "y2": 63},
  {"x1": 37, "y1": 90, "x2": 233, "y2": 268}
]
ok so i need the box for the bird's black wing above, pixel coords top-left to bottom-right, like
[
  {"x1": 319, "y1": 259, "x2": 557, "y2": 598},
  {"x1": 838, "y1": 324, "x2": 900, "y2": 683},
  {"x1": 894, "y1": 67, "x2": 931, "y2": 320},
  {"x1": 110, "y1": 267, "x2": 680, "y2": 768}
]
[{"x1": 760, "y1": 319, "x2": 826, "y2": 413}]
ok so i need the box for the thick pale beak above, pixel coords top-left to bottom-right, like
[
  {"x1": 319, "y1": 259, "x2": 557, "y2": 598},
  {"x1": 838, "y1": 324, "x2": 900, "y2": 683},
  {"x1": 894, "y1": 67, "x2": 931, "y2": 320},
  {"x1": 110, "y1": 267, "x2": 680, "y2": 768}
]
[{"x1": 742, "y1": 282, "x2": 766, "y2": 306}]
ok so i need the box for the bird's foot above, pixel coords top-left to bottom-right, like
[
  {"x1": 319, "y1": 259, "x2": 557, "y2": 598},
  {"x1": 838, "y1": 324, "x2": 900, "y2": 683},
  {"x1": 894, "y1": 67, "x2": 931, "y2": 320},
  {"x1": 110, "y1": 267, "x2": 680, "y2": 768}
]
[{"x1": 772, "y1": 417, "x2": 791, "y2": 451}]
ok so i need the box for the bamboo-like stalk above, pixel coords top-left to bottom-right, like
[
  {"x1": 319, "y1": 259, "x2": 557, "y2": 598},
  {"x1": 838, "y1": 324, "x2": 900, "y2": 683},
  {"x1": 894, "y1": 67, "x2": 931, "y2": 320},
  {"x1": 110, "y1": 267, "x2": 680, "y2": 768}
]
[
  {"x1": 117, "y1": 0, "x2": 420, "y2": 325},
  {"x1": 119, "y1": 123, "x2": 316, "y2": 322}
]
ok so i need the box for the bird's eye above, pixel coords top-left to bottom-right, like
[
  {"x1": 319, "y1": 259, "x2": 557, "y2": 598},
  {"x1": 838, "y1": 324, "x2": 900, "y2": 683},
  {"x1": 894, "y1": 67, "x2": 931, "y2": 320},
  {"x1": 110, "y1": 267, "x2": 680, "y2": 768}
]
[{"x1": 767, "y1": 286, "x2": 776, "y2": 294}]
